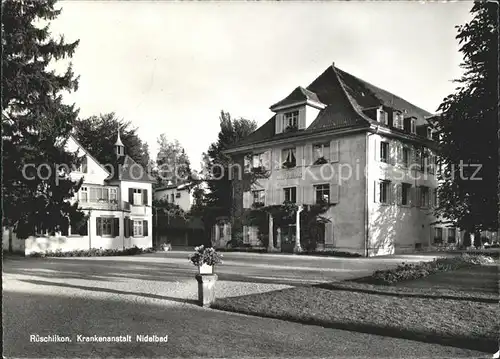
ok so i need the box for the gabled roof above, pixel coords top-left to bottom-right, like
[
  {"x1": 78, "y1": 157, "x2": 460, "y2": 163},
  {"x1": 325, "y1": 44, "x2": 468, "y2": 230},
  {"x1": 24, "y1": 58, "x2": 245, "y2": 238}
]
[
  {"x1": 107, "y1": 155, "x2": 155, "y2": 183},
  {"x1": 269, "y1": 86, "x2": 324, "y2": 110},
  {"x1": 67, "y1": 135, "x2": 111, "y2": 176},
  {"x1": 234, "y1": 64, "x2": 434, "y2": 149}
]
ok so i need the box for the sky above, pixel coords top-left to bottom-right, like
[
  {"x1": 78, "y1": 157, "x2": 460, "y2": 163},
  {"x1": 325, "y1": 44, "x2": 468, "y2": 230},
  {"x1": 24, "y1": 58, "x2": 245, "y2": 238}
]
[{"x1": 51, "y1": 1, "x2": 474, "y2": 170}]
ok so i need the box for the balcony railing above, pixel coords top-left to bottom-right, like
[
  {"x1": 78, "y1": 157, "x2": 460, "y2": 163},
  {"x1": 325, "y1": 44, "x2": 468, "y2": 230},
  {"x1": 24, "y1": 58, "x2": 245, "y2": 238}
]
[{"x1": 79, "y1": 199, "x2": 120, "y2": 210}]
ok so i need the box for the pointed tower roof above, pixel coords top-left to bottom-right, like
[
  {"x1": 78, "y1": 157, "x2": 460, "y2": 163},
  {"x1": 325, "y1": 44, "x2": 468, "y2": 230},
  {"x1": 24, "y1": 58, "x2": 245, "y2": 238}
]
[{"x1": 115, "y1": 129, "x2": 124, "y2": 147}]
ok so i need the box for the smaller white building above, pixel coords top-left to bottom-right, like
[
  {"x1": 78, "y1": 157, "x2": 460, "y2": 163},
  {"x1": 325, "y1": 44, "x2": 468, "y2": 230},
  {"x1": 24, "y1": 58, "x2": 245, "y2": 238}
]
[
  {"x1": 154, "y1": 181, "x2": 206, "y2": 212},
  {"x1": 3, "y1": 132, "x2": 155, "y2": 255}
]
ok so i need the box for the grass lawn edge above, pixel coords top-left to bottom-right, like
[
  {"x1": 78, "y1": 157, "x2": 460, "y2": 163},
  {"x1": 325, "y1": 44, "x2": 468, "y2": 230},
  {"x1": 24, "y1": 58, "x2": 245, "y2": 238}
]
[{"x1": 211, "y1": 301, "x2": 497, "y2": 353}]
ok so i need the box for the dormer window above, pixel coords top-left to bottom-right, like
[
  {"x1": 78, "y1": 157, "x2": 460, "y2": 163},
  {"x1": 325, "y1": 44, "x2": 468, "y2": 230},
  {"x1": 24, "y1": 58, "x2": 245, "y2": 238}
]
[
  {"x1": 393, "y1": 111, "x2": 404, "y2": 129},
  {"x1": 284, "y1": 111, "x2": 299, "y2": 132},
  {"x1": 377, "y1": 107, "x2": 388, "y2": 125}
]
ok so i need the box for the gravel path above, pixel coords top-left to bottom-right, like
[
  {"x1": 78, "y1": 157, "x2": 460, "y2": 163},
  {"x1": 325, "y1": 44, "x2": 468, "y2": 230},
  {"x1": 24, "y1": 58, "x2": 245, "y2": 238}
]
[{"x1": 2, "y1": 253, "x2": 491, "y2": 358}]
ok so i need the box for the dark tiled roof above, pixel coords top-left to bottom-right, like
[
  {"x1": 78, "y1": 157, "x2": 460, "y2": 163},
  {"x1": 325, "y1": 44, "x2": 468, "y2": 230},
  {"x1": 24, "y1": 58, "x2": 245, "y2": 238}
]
[
  {"x1": 270, "y1": 86, "x2": 323, "y2": 110},
  {"x1": 107, "y1": 155, "x2": 155, "y2": 183},
  {"x1": 233, "y1": 64, "x2": 433, "y2": 149}
]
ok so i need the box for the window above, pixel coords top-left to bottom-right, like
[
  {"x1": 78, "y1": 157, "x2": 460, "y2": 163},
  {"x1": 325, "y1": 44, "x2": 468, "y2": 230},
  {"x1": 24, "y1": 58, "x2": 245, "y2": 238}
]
[
  {"x1": 99, "y1": 218, "x2": 113, "y2": 236},
  {"x1": 284, "y1": 187, "x2": 297, "y2": 203},
  {"x1": 380, "y1": 142, "x2": 389, "y2": 163},
  {"x1": 131, "y1": 188, "x2": 141, "y2": 205},
  {"x1": 170, "y1": 193, "x2": 174, "y2": 202},
  {"x1": 427, "y1": 127, "x2": 433, "y2": 139},
  {"x1": 252, "y1": 154, "x2": 262, "y2": 168},
  {"x1": 447, "y1": 228, "x2": 457, "y2": 243},
  {"x1": 314, "y1": 184, "x2": 330, "y2": 204},
  {"x1": 133, "y1": 220, "x2": 143, "y2": 237},
  {"x1": 252, "y1": 190, "x2": 265, "y2": 205},
  {"x1": 284, "y1": 111, "x2": 299, "y2": 130},
  {"x1": 379, "y1": 180, "x2": 391, "y2": 204},
  {"x1": 176, "y1": 192, "x2": 181, "y2": 198},
  {"x1": 282, "y1": 148, "x2": 296, "y2": 168},
  {"x1": 80, "y1": 186, "x2": 88, "y2": 202},
  {"x1": 109, "y1": 188, "x2": 117, "y2": 202},
  {"x1": 410, "y1": 119, "x2": 417, "y2": 134},
  {"x1": 402, "y1": 183, "x2": 411, "y2": 206},
  {"x1": 313, "y1": 143, "x2": 330, "y2": 164},
  {"x1": 433, "y1": 227, "x2": 443, "y2": 243},
  {"x1": 377, "y1": 108, "x2": 388, "y2": 125},
  {"x1": 393, "y1": 111, "x2": 403, "y2": 129},
  {"x1": 420, "y1": 186, "x2": 430, "y2": 208},
  {"x1": 90, "y1": 187, "x2": 109, "y2": 202},
  {"x1": 402, "y1": 147, "x2": 411, "y2": 167}
]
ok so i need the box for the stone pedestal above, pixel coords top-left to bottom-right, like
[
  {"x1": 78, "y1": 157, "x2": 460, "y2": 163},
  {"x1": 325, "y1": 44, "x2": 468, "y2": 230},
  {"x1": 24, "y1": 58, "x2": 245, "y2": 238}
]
[
  {"x1": 294, "y1": 206, "x2": 303, "y2": 253},
  {"x1": 195, "y1": 274, "x2": 218, "y2": 307}
]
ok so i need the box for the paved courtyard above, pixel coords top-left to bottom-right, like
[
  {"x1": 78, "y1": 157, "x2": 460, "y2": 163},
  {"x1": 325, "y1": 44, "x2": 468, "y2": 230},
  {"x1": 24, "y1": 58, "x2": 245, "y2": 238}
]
[{"x1": 2, "y1": 251, "x2": 490, "y2": 357}]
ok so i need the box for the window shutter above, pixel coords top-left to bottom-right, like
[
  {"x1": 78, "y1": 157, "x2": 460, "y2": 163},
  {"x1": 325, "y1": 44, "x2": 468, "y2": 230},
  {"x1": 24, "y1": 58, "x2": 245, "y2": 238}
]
[
  {"x1": 389, "y1": 142, "x2": 396, "y2": 165},
  {"x1": 278, "y1": 188, "x2": 284, "y2": 204},
  {"x1": 275, "y1": 114, "x2": 283, "y2": 134},
  {"x1": 262, "y1": 151, "x2": 271, "y2": 170},
  {"x1": 374, "y1": 181, "x2": 380, "y2": 203},
  {"x1": 296, "y1": 186, "x2": 303, "y2": 205},
  {"x1": 243, "y1": 191, "x2": 252, "y2": 209},
  {"x1": 390, "y1": 183, "x2": 396, "y2": 204},
  {"x1": 273, "y1": 149, "x2": 281, "y2": 170},
  {"x1": 330, "y1": 184, "x2": 339, "y2": 204},
  {"x1": 113, "y1": 218, "x2": 119, "y2": 237},
  {"x1": 374, "y1": 138, "x2": 380, "y2": 161},
  {"x1": 129, "y1": 188, "x2": 134, "y2": 205},
  {"x1": 143, "y1": 189, "x2": 148, "y2": 205},
  {"x1": 330, "y1": 140, "x2": 339, "y2": 163},
  {"x1": 96, "y1": 217, "x2": 102, "y2": 236},
  {"x1": 304, "y1": 144, "x2": 313, "y2": 166},
  {"x1": 124, "y1": 218, "x2": 129, "y2": 237},
  {"x1": 295, "y1": 146, "x2": 304, "y2": 167},
  {"x1": 143, "y1": 220, "x2": 148, "y2": 237},
  {"x1": 384, "y1": 112, "x2": 389, "y2": 126},
  {"x1": 396, "y1": 184, "x2": 402, "y2": 206},
  {"x1": 129, "y1": 219, "x2": 134, "y2": 237},
  {"x1": 415, "y1": 187, "x2": 421, "y2": 207}
]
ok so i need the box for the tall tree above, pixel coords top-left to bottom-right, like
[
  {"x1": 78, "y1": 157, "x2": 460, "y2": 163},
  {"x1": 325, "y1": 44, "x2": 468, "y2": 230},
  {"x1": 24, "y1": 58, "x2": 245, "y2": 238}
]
[
  {"x1": 2, "y1": 0, "x2": 85, "y2": 238},
  {"x1": 431, "y1": 2, "x2": 499, "y2": 235},
  {"x1": 192, "y1": 110, "x2": 257, "y2": 221},
  {"x1": 155, "y1": 134, "x2": 192, "y2": 187},
  {"x1": 73, "y1": 113, "x2": 151, "y2": 169}
]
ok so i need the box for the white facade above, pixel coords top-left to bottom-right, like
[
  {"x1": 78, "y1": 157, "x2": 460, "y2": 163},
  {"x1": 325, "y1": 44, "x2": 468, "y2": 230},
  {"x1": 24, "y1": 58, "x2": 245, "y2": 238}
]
[{"x1": 3, "y1": 135, "x2": 154, "y2": 255}]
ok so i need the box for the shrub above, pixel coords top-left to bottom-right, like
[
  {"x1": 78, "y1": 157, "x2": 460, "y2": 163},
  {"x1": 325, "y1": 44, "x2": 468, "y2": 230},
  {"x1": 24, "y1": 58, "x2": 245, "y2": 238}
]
[
  {"x1": 188, "y1": 245, "x2": 223, "y2": 267},
  {"x1": 369, "y1": 254, "x2": 493, "y2": 285},
  {"x1": 29, "y1": 246, "x2": 155, "y2": 257}
]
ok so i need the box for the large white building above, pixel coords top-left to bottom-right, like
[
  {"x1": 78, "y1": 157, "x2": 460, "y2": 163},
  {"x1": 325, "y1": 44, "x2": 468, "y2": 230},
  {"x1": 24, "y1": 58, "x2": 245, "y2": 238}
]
[{"x1": 2, "y1": 132, "x2": 154, "y2": 255}]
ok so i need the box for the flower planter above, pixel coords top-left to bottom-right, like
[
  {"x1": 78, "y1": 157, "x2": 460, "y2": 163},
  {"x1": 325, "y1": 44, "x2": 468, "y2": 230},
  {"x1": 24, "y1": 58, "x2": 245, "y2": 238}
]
[{"x1": 198, "y1": 263, "x2": 213, "y2": 275}]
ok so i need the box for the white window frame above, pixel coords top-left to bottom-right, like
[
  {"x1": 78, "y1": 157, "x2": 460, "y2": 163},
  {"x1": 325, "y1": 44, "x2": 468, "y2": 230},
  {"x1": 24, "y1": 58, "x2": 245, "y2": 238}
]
[
  {"x1": 314, "y1": 184, "x2": 330, "y2": 204},
  {"x1": 133, "y1": 220, "x2": 143, "y2": 237},
  {"x1": 393, "y1": 111, "x2": 403, "y2": 129},
  {"x1": 401, "y1": 183, "x2": 411, "y2": 206},
  {"x1": 380, "y1": 180, "x2": 391, "y2": 204},
  {"x1": 283, "y1": 187, "x2": 297, "y2": 203},
  {"x1": 80, "y1": 186, "x2": 88, "y2": 202},
  {"x1": 252, "y1": 189, "x2": 265, "y2": 205},
  {"x1": 133, "y1": 188, "x2": 143, "y2": 205},
  {"x1": 109, "y1": 188, "x2": 118, "y2": 202},
  {"x1": 380, "y1": 141, "x2": 389, "y2": 163},
  {"x1": 410, "y1": 119, "x2": 417, "y2": 134},
  {"x1": 283, "y1": 111, "x2": 299, "y2": 129},
  {"x1": 313, "y1": 143, "x2": 330, "y2": 163},
  {"x1": 377, "y1": 108, "x2": 388, "y2": 125},
  {"x1": 282, "y1": 148, "x2": 297, "y2": 168},
  {"x1": 101, "y1": 217, "x2": 113, "y2": 237}
]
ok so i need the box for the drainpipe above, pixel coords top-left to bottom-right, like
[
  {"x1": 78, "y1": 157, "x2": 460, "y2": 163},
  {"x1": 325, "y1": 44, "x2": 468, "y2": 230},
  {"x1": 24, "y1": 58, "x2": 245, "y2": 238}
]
[{"x1": 365, "y1": 126, "x2": 379, "y2": 257}]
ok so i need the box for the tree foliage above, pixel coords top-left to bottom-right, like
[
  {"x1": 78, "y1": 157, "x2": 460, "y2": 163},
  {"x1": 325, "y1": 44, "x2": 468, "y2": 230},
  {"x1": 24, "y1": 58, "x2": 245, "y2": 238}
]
[
  {"x1": 73, "y1": 113, "x2": 151, "y2": 169},
  {"x1": 2, "y1": 0, "x2": 84, "y2": 238},
  {"x1": 431, "y1": 2, "x2": 499, "y2": 233},
  {"x1": 155, "y1": 134, "x2": 192, "y2": 187}
]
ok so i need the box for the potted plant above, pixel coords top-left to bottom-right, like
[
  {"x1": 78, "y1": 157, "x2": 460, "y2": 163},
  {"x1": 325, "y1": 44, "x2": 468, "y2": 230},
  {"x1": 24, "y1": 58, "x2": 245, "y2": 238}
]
[{"x1": 189, "y1": 245, "x2": 223, "y2": 274}]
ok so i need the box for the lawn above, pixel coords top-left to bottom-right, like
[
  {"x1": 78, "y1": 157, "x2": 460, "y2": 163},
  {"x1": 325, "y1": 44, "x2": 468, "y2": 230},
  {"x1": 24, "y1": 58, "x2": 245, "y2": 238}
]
[{"x1": 213, "y1": 261, "x2": 499, "y2": 352}]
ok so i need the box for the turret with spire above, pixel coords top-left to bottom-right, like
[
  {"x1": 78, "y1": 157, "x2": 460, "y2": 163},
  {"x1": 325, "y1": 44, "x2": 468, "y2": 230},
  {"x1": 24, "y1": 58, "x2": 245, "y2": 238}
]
[{"x1": 115, "y1": 126, "x2": 125, "y2": 157}]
